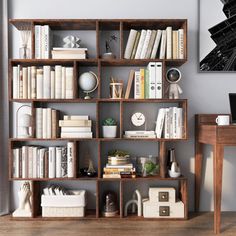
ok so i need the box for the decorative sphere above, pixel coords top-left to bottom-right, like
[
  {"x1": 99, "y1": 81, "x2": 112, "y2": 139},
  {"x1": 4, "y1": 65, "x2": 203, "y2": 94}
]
[{"x1": 78, "y1": 72, "x2": 98, "y2": 92}]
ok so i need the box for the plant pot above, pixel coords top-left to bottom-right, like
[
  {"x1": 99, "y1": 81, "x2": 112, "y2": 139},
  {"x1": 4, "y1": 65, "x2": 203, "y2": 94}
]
[{"x1": 102, "y1": 126, "x2": 117, "y2": 138}]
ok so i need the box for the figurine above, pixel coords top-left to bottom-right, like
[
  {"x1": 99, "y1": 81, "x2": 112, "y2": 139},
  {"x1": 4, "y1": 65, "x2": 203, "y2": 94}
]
[
  {"x1": 124, "y1": 190, "x2": 142, "y2": 217},
  {"x1": 13, "y1": 181, "x2": 32, "y2": 217},
  {"x1": 102, "y1": 191, "x2": 118, "y2": 217},
  {"x1": 165, "y1": 68, "x2": 183, "y2": 99},
  {"x1": 102, "y1": 34, "x2": 118, "y2": 59},
  {"x1": 63, "y1": 35, "x2": 81, "y2": 48}
]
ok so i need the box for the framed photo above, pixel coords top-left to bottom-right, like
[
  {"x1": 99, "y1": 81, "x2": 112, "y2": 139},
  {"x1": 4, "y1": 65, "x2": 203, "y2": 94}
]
[{"x1": 199, "y1": 0, "x2": 236, "y2": 71}]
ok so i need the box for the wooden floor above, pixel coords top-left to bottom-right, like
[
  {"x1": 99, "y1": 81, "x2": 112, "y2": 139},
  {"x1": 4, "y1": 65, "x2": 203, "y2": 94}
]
[{"x1": 1, "y1": 213, "x2": 236, "y2": 236}]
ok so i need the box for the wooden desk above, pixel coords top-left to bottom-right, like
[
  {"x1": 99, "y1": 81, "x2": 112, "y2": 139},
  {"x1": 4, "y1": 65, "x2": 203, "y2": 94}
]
[{"x1": 195, "y1": 114, "x2": 235, "y2": 234}]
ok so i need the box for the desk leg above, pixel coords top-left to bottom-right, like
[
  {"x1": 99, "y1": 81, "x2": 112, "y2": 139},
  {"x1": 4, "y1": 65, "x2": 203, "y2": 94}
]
[
  {"x1": 213, "y1": 144, "x2": 224, "y2": 234},
  {"x1": 195, "y1": 139, "x2": 203, "y2": 211}
]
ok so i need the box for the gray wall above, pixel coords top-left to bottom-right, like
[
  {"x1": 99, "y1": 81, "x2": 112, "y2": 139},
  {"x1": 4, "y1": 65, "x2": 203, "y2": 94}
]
[{"x1": 8, "y1": 0, "x2": 236, "y2": 212}]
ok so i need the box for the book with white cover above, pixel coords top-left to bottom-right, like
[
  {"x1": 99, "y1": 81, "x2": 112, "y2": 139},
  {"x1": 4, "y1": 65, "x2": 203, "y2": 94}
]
[
  {"x1": 176, "y1": 108, "x2": 183, "y2": 138},
  {"x1": 39, "y1": 148, "x2": 46, "y2": 178},
  {"x1": 22, "y1": 67, "x2": 28, "y2": 99},
  {"x1": 130, "y1": 31, "x2": 140, "y2": 59},
  {"x1": 46, "y1": 108, "x2": 52, "y2": 138},
  {"x1": 61, "y1": 127, "x2": 91, "y2": 133},
  {"x1": 151, "y1": 30, "x2": 162, "y2": 59},
  {"x1": 13, "y1": 148, "x2": 20, "y2": 178},
  {"x1": 52, "y1": 53, "x2": 86, "y2": 59},
  {"x1": 65, "y1": 67, "x2": 73, "y2": 99},
  {"x1": 32, "y1": 147, "x2": 38, "y2": 178},
  {"x1": 61, "y1": 147, "x2": 67, "y2": 177},
  {"x1": 178, "y1": 29, "x2": 184, "y2": 59},
  {"x1": 50, "y1": 70, "x2": 55, "y2": 99},
  {"x1": 145, "y1": 30, "x2": 157, "y2": 59},
  {"x1": 155, "y1": 108, "x2": 166, "y2": 138},
  {"x1": 43, "y1": 66, "x2": 51, "y2": 99},
  {"x1": 48, "y1": 147, "x2": 56, "y2": 178},
  {"x1": 36, "y1": 108, "x2": 43, "y2": 138},
  {"x1": 35, "y1": 25, "x2": 42, "y2": 59},
  {"x1": 159, "y1": 30, "x2": 167, "y2": 59},
  {"x1": 134, "y1": 71, "x2": 141, "y2": 99},
  {"x1": 36, "y1": 69, "x2": 43, "y2": 99},
  {"x1": 22, "y1": 146, "x2": 28, "y2": 178},
  {"x1": 28, "y1": 147, "x2": 33, "y2": 178},
  {"x1": 64, "y1": 115, "x2": 89, "y2": 120},
  {"x1": 61, "y1": 132, "x2": 92, "y2": 138},
  {"x1": 44, "y1": 25, "x2": 51, "y2": 59},
  {"x1": 41, "y1": 26, "x2": 46, "y2": 59},
  {"x1": 134, "y1": 30, "x2": 147, "y2": 59},
  {"x1": 169, "y1": 107, "x2": 174, "y2": 138},
  {"x1": 13, "y1": 66, "x2": 18, "y2": 99},
  {"x1": 42, "y1": 108, "x2": 47, "y2": 139},
  {"x1": 147, "y1": 62, "x2": 156, "y2": 99},
  {"x1": 55, "y1": 65, "x2": 62, "y2": 99},
  {"x1": 124, "y1": 29, "x2": 138, "y2": 59},
  {"x1": 172, "y1": 107, "x2": 178, "y2": 138},
  {"x1": 59, "y1": 120, "x2": 92, "y2": 127},
  {"x1": 67, "y1": 142, "x2": 75, "y2": 178},
  {"x1": 140, "y1": 30, "x2": 152, "y2": 59},
  {"x1": 172, "y1": 30, "x2": 178, "y2": 59},
  {"x1": 27, "y1": 67, "x2": 31, "y2": 99},
  {"x1": 31, "y1": 66, "x2": 36, "y2": 99},
  {"x1": 61, "y1": 67, "x2": 66, "y2": 99},
  {"x1": 164, "y1": 108, "x2": 170, "y2": 139},
  {"x1": 56, "y1": 147, "x2": 62, "y2": 178},
  {"x1": 53, "y1": 47, "x2": 88, "y2": 51},
  {"x1": 166, "y1": 27, "x2": 172, "y2": 59}
]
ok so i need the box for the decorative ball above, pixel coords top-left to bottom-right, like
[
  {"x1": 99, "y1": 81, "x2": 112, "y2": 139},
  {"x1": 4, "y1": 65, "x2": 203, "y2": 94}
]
[
  {"x1": 166, "y1": 68, "x2": 181, "y2": 83},
  {"x1": 78, "y1": 72, "x2": 98, "y2": 92}
]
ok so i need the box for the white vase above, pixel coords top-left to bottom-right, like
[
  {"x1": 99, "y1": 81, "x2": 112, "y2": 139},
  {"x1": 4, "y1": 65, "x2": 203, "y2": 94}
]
[{"x1": 102, "y1": 126, "x2": 117, "y2": 138}]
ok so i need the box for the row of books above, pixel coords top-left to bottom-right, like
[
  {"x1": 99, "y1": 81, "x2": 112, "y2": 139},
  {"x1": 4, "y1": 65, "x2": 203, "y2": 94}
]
[
  {"x1": 36, "y1": 108, "x2": 59, "y2": 139},
  {"x1": 59, "y1": 115, "x2": 93, "y2": 138},
  {"x1": 12, "y1": 65, "x2": 74, "y2": 99},
  {"x1": 155, "y1": 107, "x2": 183, "y2": 139},
  {"x1": 124, "y1": 27, "x2": 184, "y2": 60},
  {"x1": 12, "y1": 142, "x2": 75, "y2": 179}
]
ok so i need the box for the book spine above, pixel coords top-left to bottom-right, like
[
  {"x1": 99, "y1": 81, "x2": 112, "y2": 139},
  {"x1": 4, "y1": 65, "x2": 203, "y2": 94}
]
[
  {"x1": 177, "y1": 108, "x2": 183, "y2": 138},
  {"x1": 48, "y1": 147, "x2": 56, "y2": 178},
  {"x1": 12, "y1": 66, "x2": 18, "y2": 99},
  {"x1": 19, "y1": 66, "x2": 23, "y2": 98},
  {"x1": 42, "y1": 108, "x2": 47, "y2": 139},
  {"x1": 51, "y1": 109, "x2": 58, "y2": 139},
  {"x1": 44, "y1": 25, "x2": 50, "y2": 59},
  {"x1": 61, "y1": 147, "x2": 67, "y2": 177},
  {"x1": 155, "y1": 108, "x2": 166, "y2": 138},
  {"x1": 148, "y1": 62, "x2": 156, "y2": 99},
  {"x1": 59, "y1": 120, "x2": 92, "y2": 127},
  {"x1": 56, "y1": 147, "x2": 62, "y2": 178},
  {"x1": 169, "y1": 107, "x2": 174, "y2": 138},
  {"x1": 134, "y1": 71, "x2": 141, "y2": 99},
  {"x1": 172, "y1": 30, "x2": 178, "y2": 59},
  {"x1": 145, "y1": 30, "x2": 157, "y2": 59},
  {"x1": 65, "y1": 67, "x2": 73, "y2": 99},
  {"x1": 36, "y1": 108, "x2": 43, "y2": 138},
  {"x1": 61, "y1": 132, "x2": 92, "y2": 138},
  {"x1": 166, "y1": 27, "x2": 172, "y2": 59},
  {"x1": 41, "y1": 26, "x2": 45, "y2": 59},
  {"x1": 50, "y1": 70, "x2": 55, "y2": 99},
  {"x1": 31, "y1": 66, "x2": 36, "y2": 99},
  {"x1": 135, "y1": 30, "x2": 147, "y2": 59},
  {"x1": 39, "y1": 148, "x2": 45, "y2": 178},
  {"x1": 67, "y1": 142, "x2": 75, "y2": 178},
  {"x1": 140, "y1": 69, "x2": 145, "y2": 99},
  {"x1": 145, "y1": 69, "x2": 149, "y2": 99},
  {"x1": 28, "y1": 147, "x2": 33, "y2": 178},
  {"x1": 55, "y1": 65, "x2": 62, "y2": 99},
  {"x1": 130, "y1": 31, "x2": 140, "y2": 59},
  {"x1": 164, "y1": 108, "x2": 170, "y2": 139},
  {"x1": 178, "y1": 29, "x2": 184, "y2": 59},
  {"x1": 173, "y1": 107, "x2": 178, "y2": 139},
  {"x1": 36, "y1": 68, "x2": 43, "y2": 99},
  {"x1": 155, "y1": 62, "x2": 163, "y2": 99},
  {"x1": 46, "y1": 108, "x2": 52, "y2": 138},
  {"x1": 61, "y1": 127, "x2": 91, "y2": 133},
  {"x1": 140, "y1": 30, "x2": 152, "y2": 59},
  {"x1": 61, "y1": 67, "x2": 66, "y2": 99},
  {"x1": 35, "y1": 25, "x2": 41, "y2": 59},
  {"x1": 124, "y1": 29, "x2": 138, "y2": 59},
  {"x1": 43, "y1": 66, "x2": 51, "y2": 99},
  {"x1": 13, "y1": 149, "x2": 20, "y2": 178},
  {"x1": 159, "y1": 30, "x2": 167, "y2": 59},
  {"x1": 22, "y1": 67, "x2": 28, "y2": 99},
  {"x1": 44, "y1": 151, "x2": 49, "y2": 178},
  {"x1": 32, "y1": 147, "x2": 38, "y2": 178},
  {"x1": 21, "y1": 146, "x2": 28, "y2": 178},
  {"x1": 64, "y1": 115, "x2": 89, "y2": 120},
  {"x1": 27, "y1": 67, "x2": 31, "y2": 99},
  {"x1": 151, "y1": 30, "x2": 162, "y2": 59}
]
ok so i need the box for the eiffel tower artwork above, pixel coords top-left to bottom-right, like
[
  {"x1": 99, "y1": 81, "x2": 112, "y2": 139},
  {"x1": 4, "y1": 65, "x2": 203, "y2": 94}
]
[{"x1": 200, "y1": 0, "x2": 236, "y2": 71}]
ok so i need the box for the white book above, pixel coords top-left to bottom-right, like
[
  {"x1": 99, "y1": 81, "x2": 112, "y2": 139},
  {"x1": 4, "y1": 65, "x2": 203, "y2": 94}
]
[
  {"x1": 61, "y1": 67, "x2": 66, "y2": 99},
  {"x1": 32, "y1": 147, "x2": 38, "y2": 178},
  {"x1": 164, "y1": 108, "x2": 170, "y2": 139},
  {"x1": 19, "y1": 67, "x2": 23, "y2": 98},
  {"x1": 159, "y1": 30, "x2": 167, "y2": 59},
  {"x1": 13, "y1": 148, "x2": 20, "y2": 178},
  {"x1": 36, "y1": 68, "x2": 43, "y2": 98},
  {"x1": 176, "y1": 108, "x2": 183, "y2": 138},
  {"x1": 43, "y1": 66, "x2": 51, "y2": 99},
  {"x1": 22, "y1": 146, "x2": 28, "y2": 178},
  {"x1": 35, "y1": 25, "x2": 42, "y2": 59},
  {"x1": 135, "y1": 30, "x2": 147, "y2": 59},
  {"x1": 13, "y1": 66, "x2": 18, "y2": 99},
  {"x1": 125, "y1": 130, "x2": 155, "y2": 135},
  {"x1": 67, "y1": 142, "x2": 75, "y2": 178},
  {"x1": 178, "y1": 29, "x2": 184, "y2": 59},
  {"x1": 140, "y1": 30, "x2": 152, "y2": 59},
  {"x1": 48, "y1": 147, "x2": 56, "y2": 178},
  {"x1": 39, "y1": 148, "x2": 46, "y2": 178},
  {"x1": 52, "y1": 47, "x2": 88, "y2": 51},
  {"x1": 36, "y1": 108, "x2": 43, "y2": 138},
  {"x1": 27, "y1": 67, "x2": 31, "y2": 99},
  {"x1": 41, "y1": 26, "x2": 45, "y2": 59},
  {"x1": 147, "y1": 62, "x2": 156, "y2": 99},
  {"x1": 61, "y1": 147, "x2": 67, "y2": 177},
  {"x1": 52, "y1": 53, "x2": 86, "y2": 59},
  {"x1": 42, "y1": 108, "x2": 47, "y2": 139},
  {"x1": 172, "y1": 30, "x2": 179, "y2": 59},
  {"x1": 31, "y1": 66, "x2": 36, "y2": 99},
  {"x1": 28, "y1": 146, "x2": 33, "y2": 178},
  {"x1": 22, "y1": 67, "x2": 28, "y2": 99},
  {"x1": 169, "y1": 107, "x2": 174, "y2": 138},
  {"x1": 36, "y1": 149, "x2": 40, "y2": 178},
  {"x1": 134, "y1": 71, "x2": 141, "y2": 99},
  {"x1": 151, "y1": 30, "x2": 162, "y2": 59},
  {"x1": 61, "y1": 132, "x2": 92, "y2": 138},
  {"x1": 166, "y1": 27, "x2": 172, "y2": 59},
  {"x1": 64, "y1": 115, "x2": 89, "y2": 120},
  {"x1": 172, "y1": 107, "x2": 178, "y2": 138},
  {"x1": 43, "y1": 25, "x2": 51, "y2": 59},
  {"x1": 155, "y1": 62, "x2": 162, "y2": 99},
  {"x1": 124, "y1": 29, "x2": 138, "y2": 59},
  {"x1": 46, "y1": 108, "x2": 52, "y2": 138},
  {"x1": 50, "y1": 70, "x2": 55, "y2": 99},
  {"x1": 55, "y1": 65, "x2": 62, "y2": 99},
  {"x1": 56, "y1": 147, "x2": 62, "y2": 178},
  {"x1": 65, "y1": 67, "x2": 73, "y2": 99},
  {"x1": 61, "y1": 127, "x2": 91, "y2": 133},
  {"x1": 145, "y1": 30, "x2": 157, "y2": 59},
  {"x1": 155, "y1": 108, "x2": 166, "y2": 138}
]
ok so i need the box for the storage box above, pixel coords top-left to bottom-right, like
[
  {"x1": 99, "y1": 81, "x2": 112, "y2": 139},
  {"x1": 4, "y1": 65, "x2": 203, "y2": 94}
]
[
  {"x1": 143, "y1": 199, "x2": 184, "y2": 218},
  {"x1": 41, "y1": 190, "x2": 86, "y2": 217},
  {"x1": 149, "y1": 187, "x2": 176, "y2": 203}
]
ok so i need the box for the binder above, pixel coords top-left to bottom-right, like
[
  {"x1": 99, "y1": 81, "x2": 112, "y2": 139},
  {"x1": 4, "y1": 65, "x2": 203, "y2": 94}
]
[
  {"x1": 155, "y1": 62, "x2": 162, "y2": 99},
  {"x1": 147, "y1": 62, "x2": 156, "y2": 99}
]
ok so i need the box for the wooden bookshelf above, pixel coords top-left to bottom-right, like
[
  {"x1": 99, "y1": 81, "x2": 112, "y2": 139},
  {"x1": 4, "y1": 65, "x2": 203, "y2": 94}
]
[{"x1": 9, "y1": 19, "x2": 188, "y2": 220}]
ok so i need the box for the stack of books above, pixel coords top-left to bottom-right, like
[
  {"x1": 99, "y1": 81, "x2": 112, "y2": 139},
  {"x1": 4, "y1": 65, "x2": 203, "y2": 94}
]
[
  {"x1": 35, "y1": 25, "x2": 52, "y2": 59},
  {"x1": 124, "y1": 131, "x2": 156, "y2": 139},
  {"x1": 12, "y1": 65, "x2": 74, "y2": 99},
  {"x1": 12, "y1": 142, "x2": 75, "y2": 179},
  {"x1": 36, "y1": 108, "x2": 59, "y2": 139},
  {"x1": 59, "y1": 115, "x2": 93, "y2": 138},
  {"x1": 51, "y1": 47, "x2": 88, "y2": 59},
  {"x1": 103, "y1": 153, "x2": 136, "y2": 178},
  {"x1": 155, "y1": 107, "x2": 183, "y2": 139},
  {"x1": 124, "y1": 27, "x2": 184, "y2": 60}
]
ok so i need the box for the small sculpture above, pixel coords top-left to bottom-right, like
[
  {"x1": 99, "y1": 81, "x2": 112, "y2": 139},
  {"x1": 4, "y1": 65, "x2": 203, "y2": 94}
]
[
  {"x1": 63, "y1": 35, "x2": 81, "y2": 48},
  {"x1": 167, "y1": 148, "x2": 181, "y2": 178},
  {"x1": 165, "y1": 68, "x2": 183, "y2": 99},
  {"x1": 124, "y1": 190, "x2": 142, "y2": 217},
  {"x1": 102, "y1": 191, "x2": 118, "y2": 217},
  {"x1": 13, "y1": 182, "x2": 32, "y2": 217},
  {"x1": 102, "y1": 34, "x2": 118, "y2": 59}
]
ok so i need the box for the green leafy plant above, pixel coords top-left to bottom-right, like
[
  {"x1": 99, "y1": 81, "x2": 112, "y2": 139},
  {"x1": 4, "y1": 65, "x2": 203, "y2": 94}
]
[
  {"x1": 144, "y1": 161, "x2": 159, "y2": 175},
  {"x1": 102, "y1": 118, "x2": 117, "y2": 126},
  {"x1": 108, "y1": 149, "x2": 129, "y2": 157}
]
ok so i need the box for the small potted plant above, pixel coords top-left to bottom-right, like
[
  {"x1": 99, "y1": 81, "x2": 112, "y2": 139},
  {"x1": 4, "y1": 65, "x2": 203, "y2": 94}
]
[{"x1": 102, "y1": 118, "x2": 117, "y2": 138}]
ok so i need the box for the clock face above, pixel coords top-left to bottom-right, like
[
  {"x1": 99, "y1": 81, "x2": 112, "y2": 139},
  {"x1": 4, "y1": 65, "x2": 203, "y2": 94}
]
[{"x1": 131, "y1": 112, "x2": 145, "y2": 127}]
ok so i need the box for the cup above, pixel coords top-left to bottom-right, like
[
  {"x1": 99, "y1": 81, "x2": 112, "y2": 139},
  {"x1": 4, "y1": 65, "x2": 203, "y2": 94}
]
[{"x1": 215, "y1": 115, "x2": 230, "y2": 126}]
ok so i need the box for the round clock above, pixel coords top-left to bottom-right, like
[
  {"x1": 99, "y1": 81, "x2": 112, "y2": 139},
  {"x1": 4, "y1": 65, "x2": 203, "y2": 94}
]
[{"x1": 131, "y1": 112, "x2": 146, "y2": 127}]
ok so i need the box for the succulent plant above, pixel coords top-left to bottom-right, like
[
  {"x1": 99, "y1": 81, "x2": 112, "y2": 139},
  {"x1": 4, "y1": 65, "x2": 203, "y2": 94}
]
[
  {"x1": 108, "y1": 149, "x2": 129, "y2": 157},
  {"x1": 102, "y1": 118, "x2": 117, "y2": 126}
]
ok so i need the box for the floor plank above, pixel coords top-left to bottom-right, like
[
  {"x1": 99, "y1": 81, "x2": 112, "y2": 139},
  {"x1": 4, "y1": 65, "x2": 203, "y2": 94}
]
[{"x1": 1, "y1": 212, "x2": 236, "y2": 236}]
